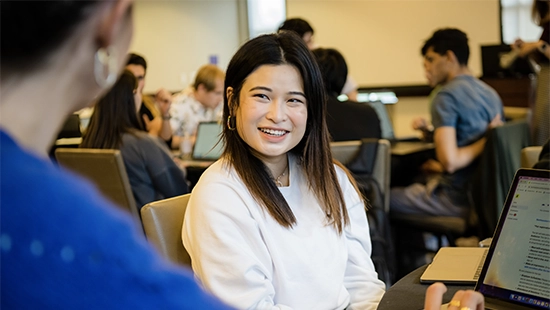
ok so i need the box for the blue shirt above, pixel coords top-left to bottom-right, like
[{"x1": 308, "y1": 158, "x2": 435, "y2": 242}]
[
  {"x1": 431, "y1": 75, "x2": 504, "y2": 147},
  {"x1": 431, "y1": 75, "x2": 504, "y2": 192},
  {"x1": 0, "y1": 130, "x2": 231, "y2": 309}
]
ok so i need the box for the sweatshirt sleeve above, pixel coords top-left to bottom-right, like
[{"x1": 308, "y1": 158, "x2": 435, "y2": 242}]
[{"x1": 337, "y1": 167, "x2": 386, "y2": 309}]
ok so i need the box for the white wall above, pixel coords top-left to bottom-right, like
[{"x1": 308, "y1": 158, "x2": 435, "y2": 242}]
[
  {"x1": 287, "y1": 0, "x2": 501, "y2": 87},
  {"x1": 131, "y1": 0, "x2": 501, "y2": 91},
  {"x1": 130, "y1": 0, "x2": 242, "y2": 93}
]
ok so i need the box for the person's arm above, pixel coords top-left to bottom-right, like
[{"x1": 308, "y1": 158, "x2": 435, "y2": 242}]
[
  {"x1": 513, "y1": 39, "x2": 550, "y2": 59},
  {"x1": 340, "y1": 169, "x2": 386, "y2": 309},
  {"x1": 424, "y1": 282, "x2": 484, "y2": 310},
  {"x1": 433, "y1": 126, "x2": 487, "y2": 174},
  {"x1": 434, "y1": 114, "x2": 503, "y2": 174},
  {"x1": 155, "y1": 88, "x2": 174, "y2": 142},
  {"x1": 182, "y1": 177, "x2": 290, "y2": 310}
]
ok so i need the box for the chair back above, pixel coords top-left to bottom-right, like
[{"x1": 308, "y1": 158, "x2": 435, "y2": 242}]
[
  {"x1": 520, "y1": 146, "x2": 543, "y2": 168},
  {"x1": 54, "y1": 148, "x2": 142, "y2": 228},
  {"x1": 140, "y1": 194, "x2": 191, "y2": 266},
  {"x1": 470, "y1": 119, "x2": 531, "y2": 238},
  {"x1": 331, "y1": 139, "x2": 391, "y2": 212}
]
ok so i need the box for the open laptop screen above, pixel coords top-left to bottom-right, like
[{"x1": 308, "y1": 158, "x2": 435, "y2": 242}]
[
  {"x1": 192, "y1": 122, "x2": 224, "y2": 161},
  {"x1": 475, "y1": 169, "x2": 550, "y2": 309}
]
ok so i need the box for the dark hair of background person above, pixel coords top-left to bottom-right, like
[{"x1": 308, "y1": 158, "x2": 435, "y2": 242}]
[
  {"x1": 421, "y1": 28, "x2": 470, "y2": 66},
  {"x1": 0, "y1": 1, "x2": 100, "y2": 78},
  {"x1": 312, "y1": 48, "x2": 348, "y2": 97},
  {"x1": 277, "y1": 18, "x2": 314, "y2": 38},
  {"x1": 532, "y1": 0, "x2": 549, "y2": 26},
  {"x1": 223, "y1": 32, "x2": 351, "y2": 233},
  {"x1": 126, "y1": 53, "x2": 148, "y2": 71},
  {"x1": 81, "y1": 70, "x2": 144, "y2": 149}
]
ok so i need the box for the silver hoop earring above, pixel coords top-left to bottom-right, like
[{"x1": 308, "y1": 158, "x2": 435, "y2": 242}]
[
  {"x1": 227, "y1": 115, "x2": 236, "y2": 130},
  {"x1": 94, "y1": 46, "x2": 118, "y2": 89}
]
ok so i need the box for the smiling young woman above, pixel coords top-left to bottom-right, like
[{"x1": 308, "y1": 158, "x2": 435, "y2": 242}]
[{"x1": 182, "y1": 32, "x2": 386, "y2": 309}]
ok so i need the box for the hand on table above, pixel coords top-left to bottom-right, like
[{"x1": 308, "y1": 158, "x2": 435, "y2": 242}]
[{"x1": 424, "y1": 282, "x2": 484, "y2": 310}]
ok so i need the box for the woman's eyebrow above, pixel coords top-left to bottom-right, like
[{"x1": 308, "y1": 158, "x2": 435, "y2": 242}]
[
  {"x1": 288, "y1": 91, "x2": 306, "y2": 97},
  {"x1": 249, "y1": 86, "x2": 272, "y2": 92}
]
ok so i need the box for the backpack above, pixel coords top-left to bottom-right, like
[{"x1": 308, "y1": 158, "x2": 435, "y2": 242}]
[{"x1": 345, "y1": 139, "x2": 396, "y2": 287}]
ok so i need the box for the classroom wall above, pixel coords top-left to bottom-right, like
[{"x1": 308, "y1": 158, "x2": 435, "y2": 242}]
[
  {"x1": 131, "y1": 0, "x2": 501, "y2": 92},
  {"x1": 287, "y1": 0, "x2": 501, "y2": 87},
  {"x1": 130, "y1": 0, "x2": 243, "y2": 93}
]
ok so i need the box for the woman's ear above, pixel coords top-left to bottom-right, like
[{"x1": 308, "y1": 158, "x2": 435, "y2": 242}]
[
  {"x1": 95, "y1": 0, "x2": 133, "y2": 48},
  {"x1": 226, "y1": 87, "x2": 234, "y2": 111}
]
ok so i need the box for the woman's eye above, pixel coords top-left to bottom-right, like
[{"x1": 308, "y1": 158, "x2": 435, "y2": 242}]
[
  {"x1": 288, "y1": 98, "x2": 304, "y2": 105},
  {"x1": 253, "y1": 93, "x2": 269, "y2": 100}
]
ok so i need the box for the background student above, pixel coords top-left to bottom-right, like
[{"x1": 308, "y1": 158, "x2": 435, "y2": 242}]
[
  {"x1": 313, "y1": 47, "x2": 381, "y2": 141},
  {"x1": 81, "y1": 70, "x2": 189, "y2": 209}
]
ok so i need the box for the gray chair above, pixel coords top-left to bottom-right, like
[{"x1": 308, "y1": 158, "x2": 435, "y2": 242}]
[
  {"x1": 140, "y1": 194, "x2": 192, "y2": 266},
  {"x1": 54, "y1": 148, "x2": 142, "y2": 230},
  {"x1": 330, "y1": 139, "x2": 391, "y2": 212}
]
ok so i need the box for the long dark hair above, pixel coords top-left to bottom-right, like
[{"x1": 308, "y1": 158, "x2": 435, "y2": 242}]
[
  {"x1": 81, "y1": 70, "x2": 143, "y2": 149},
  {"x1": 1, "y1": 1, "x2": 100, "y2": 78},
  {"x1": 223, "y1": 32, "x2": 350, "y2": 233}
]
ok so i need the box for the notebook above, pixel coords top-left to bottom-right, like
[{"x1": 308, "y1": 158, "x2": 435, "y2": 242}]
[
  {"x1": 430, "y1": 168, "x2": 550, "y2": 309},
  {"x1": 191, "y1": 121, "x2": 224, "y2": 161}
]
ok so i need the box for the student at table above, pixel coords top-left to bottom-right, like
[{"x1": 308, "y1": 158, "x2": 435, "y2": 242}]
[{"x1": 81, "y1": 70, "x2": 189, "y2": 209}]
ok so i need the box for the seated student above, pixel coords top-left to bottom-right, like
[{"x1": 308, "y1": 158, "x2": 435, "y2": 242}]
[
  {"x1": 169, "y1": 64, "x2": 225, "y2": 145},
  {"x1": 278, "y1": 17, "x2": 360, "y2": 101},
  {"x1": 390, "y1": 28, "x2": 504, "y2": 218},
  {"x1": 126, "y1": 53, "x2": 176, "y2": 148},
  {"x1": 81, "y1": 70, "x2": 189, "y2": 209},
  {"x1": 182, "y1": 32, "x2": 386, "y2": 309},
  {"x1": 312, "y1": 47, "x2": 381, "y2": 141}
]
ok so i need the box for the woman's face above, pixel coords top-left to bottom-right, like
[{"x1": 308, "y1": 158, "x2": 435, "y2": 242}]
[{"x1": 232, "y1": 64, "x2": 308, "y2": 163}]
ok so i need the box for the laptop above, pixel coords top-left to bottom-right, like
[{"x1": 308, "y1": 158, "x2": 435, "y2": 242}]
[
  {"x1": 365, "y1": 101, "x2": 434, "y2": 156},
  {"x1": 420, "y1": 246, "x2": 489, "y2": 285},
  {"x1": 429, "y1": 169, "x2": 550, "y2": 309},
  {"x1": 191, "y1": 121, "x2": 224, "y2": 161}
]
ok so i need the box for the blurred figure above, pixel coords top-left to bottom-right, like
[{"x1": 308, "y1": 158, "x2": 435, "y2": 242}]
[
  {"x1": 126, "y1": 53, "x2": 175, "y2": 148},
  {"x1": 81, "y1": 70, "x2": 189, "y2": 209},
  {"x1": 0, "y1": 1, "x2": 229, "y2": 308},
  {"x1": 391, "y1": 28, "x2": 504, "y2": 218},
  {"x1": 511, "y1": 0, "x2": 550, "y2": 145},
  {"x1": 312, "y1": 47, "x2": 381, "y2": 141},
  {"x1": 170, "y1": 64, "x2": 225, "y2": 147},
  {"x1": 278, "y1": 17, "x2": 360, "y2": 101}
]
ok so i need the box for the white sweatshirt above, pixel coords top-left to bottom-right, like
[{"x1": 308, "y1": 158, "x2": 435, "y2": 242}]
[{"x1": 183, "y1": 154, "x2": 385, "y2": 310}]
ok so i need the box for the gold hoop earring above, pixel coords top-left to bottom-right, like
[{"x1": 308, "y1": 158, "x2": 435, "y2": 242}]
[
  {"x1": 94, "y1": 46, "x2": 118, "y2": 89},
  {"x1": 227, "y1": 115, "x2": 236, "y2": 130}
]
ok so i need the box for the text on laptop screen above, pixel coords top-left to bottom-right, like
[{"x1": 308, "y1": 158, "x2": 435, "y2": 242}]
[{"x1": 479, "y1": 174, "x2": 550, "y2": 308}]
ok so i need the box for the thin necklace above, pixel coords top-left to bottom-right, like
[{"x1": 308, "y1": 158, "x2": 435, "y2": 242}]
[{"x1": 273, "y1": 165, "x2": 288, "y2": 187}]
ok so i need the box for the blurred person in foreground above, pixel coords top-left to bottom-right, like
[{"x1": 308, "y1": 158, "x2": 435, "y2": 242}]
[{"x1": 0, "y1": 1, "x2": 230, "y2": 308}]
